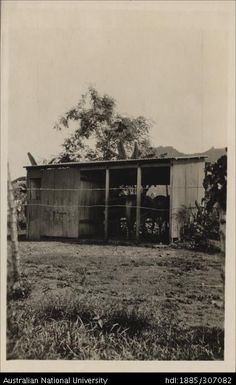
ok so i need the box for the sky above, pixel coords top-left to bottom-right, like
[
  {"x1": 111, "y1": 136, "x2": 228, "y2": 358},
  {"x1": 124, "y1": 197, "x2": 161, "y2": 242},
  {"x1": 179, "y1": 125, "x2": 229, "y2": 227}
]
[{"x1": 2, "y1": 1, "x2": 235, "y2": 179}]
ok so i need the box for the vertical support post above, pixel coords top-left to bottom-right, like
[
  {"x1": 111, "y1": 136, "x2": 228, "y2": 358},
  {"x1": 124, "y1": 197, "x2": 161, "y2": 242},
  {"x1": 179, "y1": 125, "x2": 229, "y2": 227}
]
[
  {"x1": 77, "y1": 169, "x2": 81, "y2": 239},
  {"x1": 136, "y1": 166, "x2": 142, "y2": 242},
  {"x1": 26, "y1": 174, "x2": 30, "y2": 240},
  {"x1": 169, "y1": 162, "x2": 173, "y2": 243},
  {"x1": 104, "y1": 168, "x2": 110, "y2": 241},
  {"x1": 8, "y1": 163, "x2": 21, "y2": 282}
]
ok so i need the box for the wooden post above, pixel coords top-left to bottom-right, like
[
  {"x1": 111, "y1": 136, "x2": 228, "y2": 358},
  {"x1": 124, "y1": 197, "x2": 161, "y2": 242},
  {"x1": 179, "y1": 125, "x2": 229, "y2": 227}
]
[
  {"x1": 169, "y1": 162, "x2": 173, "y2": 243},
  {"x1": 7, "y1": 163, "x2": 21, "y2": 282},
  {"x1": 104, "y1": 168, "x2": 110, "y2": 241},
  {"x1": 136, "y1": 166, "x2": 142, "y2": 241},
  {"x1": 219, "y1": 207, "x2": 226, "y2": 254}
]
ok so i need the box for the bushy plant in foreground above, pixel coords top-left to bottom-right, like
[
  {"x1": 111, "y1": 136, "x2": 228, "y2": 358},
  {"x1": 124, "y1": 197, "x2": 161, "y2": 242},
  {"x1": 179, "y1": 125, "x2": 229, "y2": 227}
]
[{"x1": 177, "y1": 202, "x2": 220, "y2": 251}]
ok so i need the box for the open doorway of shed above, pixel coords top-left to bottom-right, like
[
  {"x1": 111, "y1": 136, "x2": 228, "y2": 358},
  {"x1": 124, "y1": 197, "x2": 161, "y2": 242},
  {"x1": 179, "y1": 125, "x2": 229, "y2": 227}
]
[
  {"x1": 141, "y1": 166, "x2": 170, "y2": 243},
  {"x1": 108, "y1": 166, "x2": 170, "y2": 243},
  {"x1": 79, "y1": 169, "x2": 105, "y2": 239},
  {"x1": 109, "y1": 168, "x2": 137, "y2": 241}
]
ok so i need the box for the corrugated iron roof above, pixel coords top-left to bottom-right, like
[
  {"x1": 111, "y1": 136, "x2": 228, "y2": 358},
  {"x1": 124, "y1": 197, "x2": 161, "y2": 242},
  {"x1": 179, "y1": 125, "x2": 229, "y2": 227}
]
[{"x1": 25, "y1": 155, "x2": 207, "y2": 169}]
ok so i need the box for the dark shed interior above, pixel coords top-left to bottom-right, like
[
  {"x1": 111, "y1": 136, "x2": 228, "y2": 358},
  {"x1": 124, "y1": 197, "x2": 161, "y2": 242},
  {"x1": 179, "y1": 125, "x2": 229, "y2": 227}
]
[{"x1": 108, "y1": 166, "x2": 170, "y2": 243}]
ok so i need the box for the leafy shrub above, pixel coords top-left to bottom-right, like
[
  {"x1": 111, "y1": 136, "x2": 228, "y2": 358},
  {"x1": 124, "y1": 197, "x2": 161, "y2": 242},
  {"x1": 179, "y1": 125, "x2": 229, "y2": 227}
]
[
  {"x1": 177, "y1": 202, "x2": 220, "y2": 250},
  {"x1": 203, "y1": 155, "x2": 227, "y2": 211}
]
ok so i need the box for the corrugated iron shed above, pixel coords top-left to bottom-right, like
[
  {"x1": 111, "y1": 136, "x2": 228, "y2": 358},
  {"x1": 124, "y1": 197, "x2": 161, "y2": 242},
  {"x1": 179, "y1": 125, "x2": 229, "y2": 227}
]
[{"x1": 25, "y1": 156, "x2": 207, "y2": 242}]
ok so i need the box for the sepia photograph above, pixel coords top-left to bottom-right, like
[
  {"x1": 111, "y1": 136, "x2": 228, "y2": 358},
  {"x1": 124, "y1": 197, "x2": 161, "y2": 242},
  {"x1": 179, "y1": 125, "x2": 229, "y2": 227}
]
[{"x1": 1, "y1": 0, "x2": 235, "y2": 371}]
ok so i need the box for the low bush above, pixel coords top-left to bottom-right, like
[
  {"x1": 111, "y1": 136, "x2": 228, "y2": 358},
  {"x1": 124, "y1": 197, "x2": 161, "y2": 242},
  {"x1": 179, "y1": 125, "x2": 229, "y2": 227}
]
[{"x1": 176, "y1": 203, "x2": 220, "y2": 251}]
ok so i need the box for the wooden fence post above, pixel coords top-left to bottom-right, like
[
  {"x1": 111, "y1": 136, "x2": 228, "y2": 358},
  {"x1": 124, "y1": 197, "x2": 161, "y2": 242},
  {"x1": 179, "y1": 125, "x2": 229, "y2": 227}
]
[
  {"x1": 104, "y1": 168, "x2": 110, "y2": 241},
  {"x1": 136, "y1": 166, "x2": 142, "y2": 242},
  {"x1": 7, "y1": 163, "x2": 21, "y2": 282},
  {"x1": 219, "y1": 207, "x2": 226, "y2": 254}
]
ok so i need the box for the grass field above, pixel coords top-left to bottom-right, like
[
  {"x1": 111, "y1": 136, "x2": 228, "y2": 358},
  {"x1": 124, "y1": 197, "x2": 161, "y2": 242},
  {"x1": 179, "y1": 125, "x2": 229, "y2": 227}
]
[{"x1": 7, "y1": 241, "x2": 225, "y2": 360}]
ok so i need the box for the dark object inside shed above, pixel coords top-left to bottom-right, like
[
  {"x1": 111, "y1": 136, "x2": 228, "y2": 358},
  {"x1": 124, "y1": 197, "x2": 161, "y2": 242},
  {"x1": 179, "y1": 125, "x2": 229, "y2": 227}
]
[{"x1": 108, "y1": 166, "x2": 170, "y2": 243}]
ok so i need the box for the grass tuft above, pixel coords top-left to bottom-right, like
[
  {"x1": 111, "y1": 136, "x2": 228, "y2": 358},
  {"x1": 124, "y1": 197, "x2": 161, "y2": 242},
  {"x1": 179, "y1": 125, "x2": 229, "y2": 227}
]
[
  {"x1": 7, "y1": 292, "x2": 224, "y2": 360},
  {"x1": 7, "y1": 278, "x2": 32, "y2": 301}
]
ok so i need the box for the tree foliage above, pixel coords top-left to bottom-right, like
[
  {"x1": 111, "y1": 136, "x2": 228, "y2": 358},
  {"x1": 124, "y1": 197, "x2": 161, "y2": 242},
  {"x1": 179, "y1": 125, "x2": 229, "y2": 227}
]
[
  {"x1": 53, "y1": 87, "x2": 153, "y2": 162},
  {"x1": 203, "y1": 154, "x2": 227, "y2": 211}
]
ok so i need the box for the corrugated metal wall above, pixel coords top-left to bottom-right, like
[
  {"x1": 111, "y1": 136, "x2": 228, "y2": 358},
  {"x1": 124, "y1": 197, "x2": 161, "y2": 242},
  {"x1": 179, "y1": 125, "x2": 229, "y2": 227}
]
[
  {"x1": 170, "y1": 159, "x2": 205, "y2": 240},
  {"x1": 27, "y1": 168, "x2": 80, "y2": 239},
  {"x1": 41, "y1": 168, "x2": 80, "y2": 238},
  {"x1": 27, "y1": 168, "x2": 42, "y2": 240}
]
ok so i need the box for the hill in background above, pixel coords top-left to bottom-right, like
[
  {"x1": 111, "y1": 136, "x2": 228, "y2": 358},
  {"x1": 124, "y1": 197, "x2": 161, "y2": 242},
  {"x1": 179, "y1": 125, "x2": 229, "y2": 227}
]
[{"x1": 152, "y1": 146, "x2": 226, "y2": 163}]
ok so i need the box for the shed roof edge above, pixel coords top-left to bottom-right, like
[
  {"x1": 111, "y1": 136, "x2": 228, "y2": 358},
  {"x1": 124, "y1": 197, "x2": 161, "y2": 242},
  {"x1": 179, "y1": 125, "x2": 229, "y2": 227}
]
[{"x1": 24, "y1": 155, "x2": 208, "y2": 169}]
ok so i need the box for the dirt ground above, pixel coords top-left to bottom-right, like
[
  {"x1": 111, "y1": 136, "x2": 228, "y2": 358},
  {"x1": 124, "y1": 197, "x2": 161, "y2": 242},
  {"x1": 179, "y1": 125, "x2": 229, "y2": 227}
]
[{"x1": 10, "y1": 241, "x2": 225, "y2": 330}]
